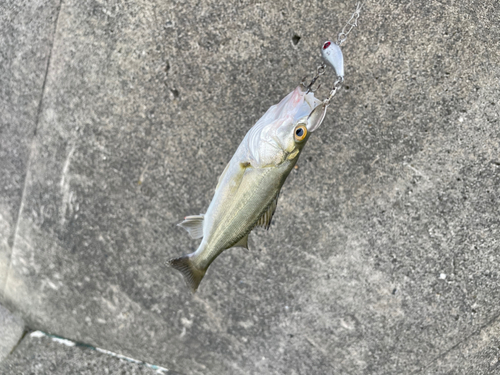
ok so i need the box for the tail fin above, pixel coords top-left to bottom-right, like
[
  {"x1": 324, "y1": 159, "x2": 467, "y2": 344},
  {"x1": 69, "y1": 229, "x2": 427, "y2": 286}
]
[{"x1": 167, "y1": 255, "x2": 206, "y2": 293}]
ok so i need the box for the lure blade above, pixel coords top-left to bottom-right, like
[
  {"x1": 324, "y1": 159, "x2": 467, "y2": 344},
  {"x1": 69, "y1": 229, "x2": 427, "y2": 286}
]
[{"x1": 321, "y1": 41, "x2": 344, "y2": 78}]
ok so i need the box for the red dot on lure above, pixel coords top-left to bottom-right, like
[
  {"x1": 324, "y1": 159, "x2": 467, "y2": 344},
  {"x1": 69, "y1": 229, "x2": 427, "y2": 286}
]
[{"x1": 321, "y1": 40, "x2": 344, "y2": 78}]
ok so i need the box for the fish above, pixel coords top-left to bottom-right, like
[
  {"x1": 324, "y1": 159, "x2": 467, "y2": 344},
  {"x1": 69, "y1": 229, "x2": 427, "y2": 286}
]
[{"x1": 168, "y1": 84, "x2": 329, "y2": 292}]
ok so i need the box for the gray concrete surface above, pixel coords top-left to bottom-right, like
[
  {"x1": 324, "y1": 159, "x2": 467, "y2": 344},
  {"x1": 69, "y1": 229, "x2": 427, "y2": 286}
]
[
  {"x1": 1, "y1": 0, "x2": 499, "y2": 374},
  {"x1": 0, "y1": 0, "x2": 62, "y2": 296},
  {"x1": 427, "y1": 315, "x2": 500, "y2": 374},
  {"x1": 0, "y1": 304, "x2": 24, "y2": 362},
  {"x1": 0, "y1": 331, "x2": 178, "y2": 374}
]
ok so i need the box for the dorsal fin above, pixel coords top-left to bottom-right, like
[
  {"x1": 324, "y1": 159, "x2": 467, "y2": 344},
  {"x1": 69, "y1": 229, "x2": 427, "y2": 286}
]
[
  {"x1": 255, "y1": 193, "x2": 279, "y2": 230},
  {"x1": 178, "y1": 214, "x2": 204, "y2": 239},
  {"x1": 231, "y1": 234, "x2": 249, "y2": 250}
]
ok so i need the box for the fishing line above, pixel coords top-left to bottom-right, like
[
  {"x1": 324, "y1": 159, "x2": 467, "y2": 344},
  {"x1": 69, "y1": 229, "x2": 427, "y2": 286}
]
[{"x1": 305, "y1": 1, "x2": 364, "y2": 104}]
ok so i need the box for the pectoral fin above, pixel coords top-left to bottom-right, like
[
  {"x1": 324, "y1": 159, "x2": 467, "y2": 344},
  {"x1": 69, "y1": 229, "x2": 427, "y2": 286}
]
[
  {"x1": 216, "y1": 160, "x2": 251, "y2": 192},
  {"x1": 215, "y1": 162, "x2": 230, "y2": 191},
  {"x1": 178, "y1": 215, "x2": 204, "y2": 239}
]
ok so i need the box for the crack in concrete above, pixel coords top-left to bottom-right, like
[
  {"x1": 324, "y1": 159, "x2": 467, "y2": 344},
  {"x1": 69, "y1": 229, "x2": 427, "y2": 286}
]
[
  {"x1": 26, "y1": 330, "x2": 172, "y2": 374},
  {"x1": 7, "y1": 328, "x2": 29, "y2": 358},
  {"x1": 2, "y1": 0, "x2": 65, "y2": 299},
  {"x1": 416, "y1": 311, "x2": 500, "y2": 373}
]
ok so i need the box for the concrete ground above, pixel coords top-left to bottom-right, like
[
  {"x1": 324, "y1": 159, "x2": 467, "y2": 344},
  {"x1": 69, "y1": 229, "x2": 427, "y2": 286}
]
[
  {"x1": 1, "y1": 0, "x2": 499, "y2": 374},
  {"x1": 0, "y1": 304, "x2": 176, "y2": 374}
]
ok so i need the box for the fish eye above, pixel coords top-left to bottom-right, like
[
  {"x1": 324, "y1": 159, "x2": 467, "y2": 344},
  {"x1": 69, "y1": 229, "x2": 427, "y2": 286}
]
[{"x1": 294, "y1": 125, "x2": 307, "y2": 142}]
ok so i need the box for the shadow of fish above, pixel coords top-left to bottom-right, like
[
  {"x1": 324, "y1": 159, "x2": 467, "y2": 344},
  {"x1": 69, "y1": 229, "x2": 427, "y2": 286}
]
[{"x1": 168, "y1": 85, "x2": 329, "y2": 292}]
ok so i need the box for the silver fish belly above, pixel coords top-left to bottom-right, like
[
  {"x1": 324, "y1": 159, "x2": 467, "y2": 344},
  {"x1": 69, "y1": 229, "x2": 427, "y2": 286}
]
[{"x1": 168, "y1": 85, "x2": 328, "y2": 292}]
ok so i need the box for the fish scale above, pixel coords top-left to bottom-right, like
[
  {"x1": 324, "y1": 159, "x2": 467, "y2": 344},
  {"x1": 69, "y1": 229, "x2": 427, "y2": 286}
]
[{"x1": 201, "y1": 166, "x2": 280, "y2": 261}]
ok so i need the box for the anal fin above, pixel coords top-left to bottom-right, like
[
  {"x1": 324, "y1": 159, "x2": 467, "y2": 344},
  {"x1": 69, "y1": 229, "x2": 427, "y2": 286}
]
[{"x1": 178, "y1": 214, "x2": 204, "y2": 239}]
